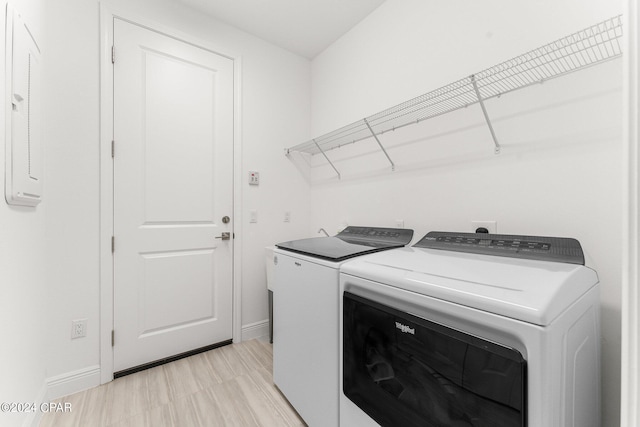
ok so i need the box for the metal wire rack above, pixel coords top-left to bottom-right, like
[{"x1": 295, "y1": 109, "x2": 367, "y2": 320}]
[{"x1": 286, "y1": 15, "x2": 623, "y2": 179}]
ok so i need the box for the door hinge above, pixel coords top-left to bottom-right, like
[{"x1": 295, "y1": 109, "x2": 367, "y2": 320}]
[
  {"x1": 111, "y1": 140, "x2": 115, "y2": 158},
  {"x1": 111, "y1": 46, "x2": 115, "y2": 64},
  {"x1": 111, "y1": 236, "x2": 115, "y2": 253},
  {"x1": 111, "y1": 330, "x2": 115, "y2": 347}
]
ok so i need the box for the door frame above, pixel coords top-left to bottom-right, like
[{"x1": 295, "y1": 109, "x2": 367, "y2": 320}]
[{"x1": 98, "y1": 4, "x2": 243, "y2": 384}]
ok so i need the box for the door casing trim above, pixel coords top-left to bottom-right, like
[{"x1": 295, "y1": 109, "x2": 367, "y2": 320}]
[{"x1": 99, "y1": 3, "x2": 243, "y2": 384}]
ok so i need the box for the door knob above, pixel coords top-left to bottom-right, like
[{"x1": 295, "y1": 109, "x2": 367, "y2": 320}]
[{"x1": 215, "y1": 232, "x2": 231, "y2": 241}]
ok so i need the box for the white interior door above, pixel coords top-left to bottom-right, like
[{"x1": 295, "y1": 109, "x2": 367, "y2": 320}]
[{"x1": 113, "y1": 19, "x2": 234, "y2": 373}]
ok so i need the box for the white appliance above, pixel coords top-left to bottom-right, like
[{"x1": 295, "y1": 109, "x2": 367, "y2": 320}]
[
  {"x1": 339, "y1": 231, "x2": 600, "y2": 427},
  {"x1": 273, "y1": 226, "x2": 413, "y2": 427}
]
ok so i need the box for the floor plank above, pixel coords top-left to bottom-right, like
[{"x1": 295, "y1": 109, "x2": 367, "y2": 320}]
[{"x1": 39, "y1": 340, "x2": 306, "y2": 427}]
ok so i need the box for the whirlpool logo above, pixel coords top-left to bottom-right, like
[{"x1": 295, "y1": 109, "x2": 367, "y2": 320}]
[{"x1": 395, "y1": 322, "x2": 415, "y2": 335}]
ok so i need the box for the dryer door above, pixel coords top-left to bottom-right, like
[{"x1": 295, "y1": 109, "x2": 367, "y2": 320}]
[{"x1": 343, "y1": 292, "x2": 526, "y2": 427}]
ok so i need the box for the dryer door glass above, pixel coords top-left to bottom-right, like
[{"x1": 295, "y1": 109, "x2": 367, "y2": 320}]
[{"x1": 343, "y1": 292, "x2": 526, "y2": 427}]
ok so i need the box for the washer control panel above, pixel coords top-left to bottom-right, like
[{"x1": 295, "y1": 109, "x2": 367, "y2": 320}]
[
  {"x1": 415, "y1": 231, "x2": 584, "y2": 265},
  {"x1": 338, "y1": 226, "x2": 414, "y2": 245}
]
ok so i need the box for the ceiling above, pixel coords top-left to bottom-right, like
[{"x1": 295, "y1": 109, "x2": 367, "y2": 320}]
[{"x1": 176, "y1": 0, "x2": 387, "y2": 59}]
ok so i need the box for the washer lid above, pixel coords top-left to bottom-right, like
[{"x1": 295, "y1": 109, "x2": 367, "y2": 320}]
[
  {"x1": 340, "y1": 247, "x2": 599, "y2": 326},
  {"x1": 276, "y1": 226, "x2": 414, "y2": 262}
]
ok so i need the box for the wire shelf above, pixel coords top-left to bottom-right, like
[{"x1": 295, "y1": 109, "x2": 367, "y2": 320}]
[{"x1": 287, "y1": 15, "x2": 623, "y2": 162}]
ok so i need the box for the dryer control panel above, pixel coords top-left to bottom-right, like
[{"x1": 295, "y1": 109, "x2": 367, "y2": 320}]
[{"x1": 415, "y1": 231, "x2": 585, "y2": 265}]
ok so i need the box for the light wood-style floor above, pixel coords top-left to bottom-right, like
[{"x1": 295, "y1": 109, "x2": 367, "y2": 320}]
[{"x1": 40, "y1": 340, "x2": 306, "y2": 427}]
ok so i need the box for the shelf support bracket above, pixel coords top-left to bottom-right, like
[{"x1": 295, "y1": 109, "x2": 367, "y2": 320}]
[
  {"x1": 313, "y1": 139, "x2": 341, "y2": 179},
  {"x1": 470, "y1": 74, "x2": 501, "y2": 154},
  {"x1": 364, "y1": 118, "x2": 395, "y2": 171}
]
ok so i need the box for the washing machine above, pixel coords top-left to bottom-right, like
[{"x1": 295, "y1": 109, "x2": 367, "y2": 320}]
[
  {"x1": 273, "y1": 226, "x2": 414, "y2": 427},
  {"x1": 339, "y1": 231, "x2": 600, "y2": 427}
]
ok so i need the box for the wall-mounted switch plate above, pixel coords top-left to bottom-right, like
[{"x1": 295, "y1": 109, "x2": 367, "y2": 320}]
[
  {"x1": 249, "y1": 171, "x2": 259, "y2": 185},
  {"x1": 249, "y1": 210, "x2": 258, "y2": 223},
  {"x1": 284, "y1": 211, "x2": 291, "y2": 222}
]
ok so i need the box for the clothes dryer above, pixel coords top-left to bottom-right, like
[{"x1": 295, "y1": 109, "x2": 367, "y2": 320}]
[{"x1": 339, "y1": 231, "x2": 600, "y2": 427}]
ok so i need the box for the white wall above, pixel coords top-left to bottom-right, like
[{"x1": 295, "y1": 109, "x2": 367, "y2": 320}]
[
  {"x1": 42, "y1": 0, "x2": 101, "y2": 395},
  {"x1": 41, "y1": 0, "x2": 310, "y2": 401},
  {"x1": 0, "y1": 1, "x2": 48, "y2": 426},
  {"x1": 308, "y1": 0, "x2": 623, "y2": 425}
]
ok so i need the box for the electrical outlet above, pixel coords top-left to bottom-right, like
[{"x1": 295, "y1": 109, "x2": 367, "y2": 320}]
[
  {"x1": 249, "y1": 210, "x2": 258, "y2": 223},
  {"x1": 395, "y1": 220, "x2": 404, "y2": 228},
  {"x1": 71, "y1": 319, "x2": 87, "y2": 339},
  {"x1": 284, "y1": 211, "x2": 291, "y2": 222},
  {"x1": 472, "y1": 220, "x2": 497, "y2": 234}
]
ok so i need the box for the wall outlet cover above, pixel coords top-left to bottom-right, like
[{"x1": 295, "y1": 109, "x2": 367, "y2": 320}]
[{"x1": 71, "y1": 319, "x2": 88, "y2": 339}]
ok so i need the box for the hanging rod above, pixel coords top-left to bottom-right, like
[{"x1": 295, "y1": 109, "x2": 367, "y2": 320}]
[{"x1": 286, "y1": 15, "x2": 623, "y2": 164}]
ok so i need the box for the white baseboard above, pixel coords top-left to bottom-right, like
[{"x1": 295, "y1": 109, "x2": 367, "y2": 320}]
[
  {"x1": 46, "y1": 365, "x2": 101, "y2": 402},
  {"x1": 241, "y1": 319, "x2": 269, "y2": 341},
  {"x1": 39, "y1": 322, "x2": 266, "y2": 412}
]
